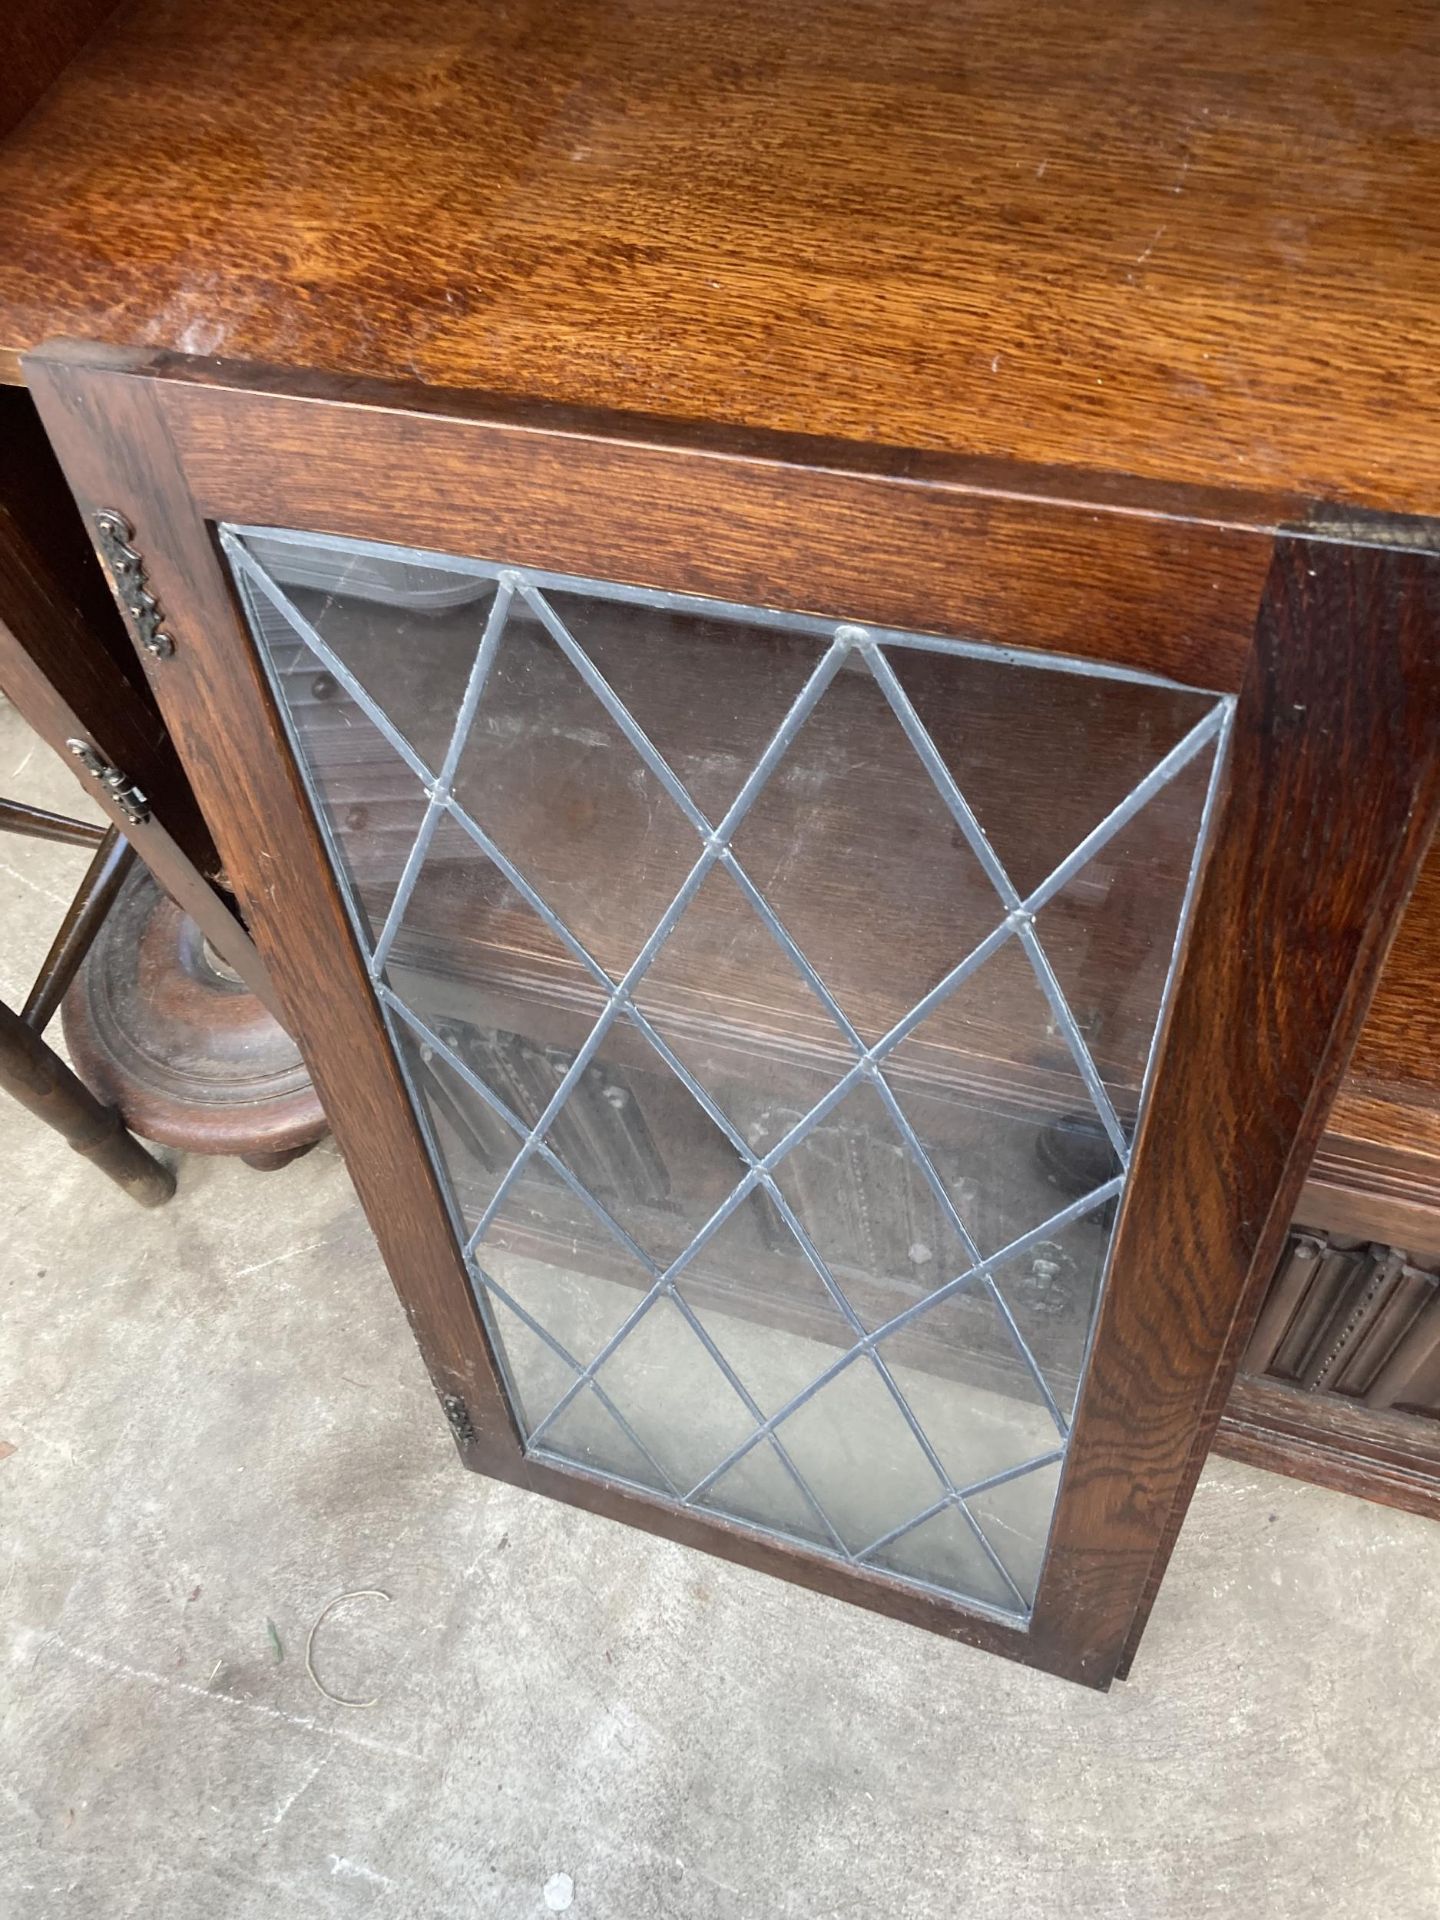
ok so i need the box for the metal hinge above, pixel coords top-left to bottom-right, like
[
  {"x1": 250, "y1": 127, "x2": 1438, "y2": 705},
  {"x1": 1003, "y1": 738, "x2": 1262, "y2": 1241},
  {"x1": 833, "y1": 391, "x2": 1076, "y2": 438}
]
[
  {"x1": 92, "y1": 507, "x2": 175, "y2": 659},
  {"x1": 441, "y1": 1393, "x2": 477, "y2": 1448},
  {"x1": 66, "y1": 739, "x2": 151, "y2": 826}
]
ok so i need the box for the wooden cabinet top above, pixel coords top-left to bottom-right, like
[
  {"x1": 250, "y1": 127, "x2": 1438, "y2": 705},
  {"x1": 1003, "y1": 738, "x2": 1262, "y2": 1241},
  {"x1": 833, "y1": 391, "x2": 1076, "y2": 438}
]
[{"x1": 2, "y1": 0, "x2": 1438, "y2": 518}]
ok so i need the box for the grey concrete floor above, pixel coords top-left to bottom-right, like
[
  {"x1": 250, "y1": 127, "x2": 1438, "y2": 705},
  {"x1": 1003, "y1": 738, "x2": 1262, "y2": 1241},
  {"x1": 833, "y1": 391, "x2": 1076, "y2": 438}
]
[{"x1": 2, "y1": 696, "x2": 1438, "y2": 1920}]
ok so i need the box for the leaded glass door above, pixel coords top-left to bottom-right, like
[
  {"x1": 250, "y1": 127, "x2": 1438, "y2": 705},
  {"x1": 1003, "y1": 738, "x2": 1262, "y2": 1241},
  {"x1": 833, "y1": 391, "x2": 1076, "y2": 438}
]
[
  {"x1": 226, "y1": 528, "x2": 1226, "y2": 1622},
  {"x1": 34, "y1": 345, "x2": 1439, "y2": 1687}
]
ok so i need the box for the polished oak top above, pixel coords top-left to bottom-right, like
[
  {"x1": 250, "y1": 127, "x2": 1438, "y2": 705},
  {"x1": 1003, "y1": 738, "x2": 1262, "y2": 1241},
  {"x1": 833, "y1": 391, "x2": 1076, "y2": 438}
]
[{"x1": 2, "y1": 0, "x2": 1438, "y2": 514}]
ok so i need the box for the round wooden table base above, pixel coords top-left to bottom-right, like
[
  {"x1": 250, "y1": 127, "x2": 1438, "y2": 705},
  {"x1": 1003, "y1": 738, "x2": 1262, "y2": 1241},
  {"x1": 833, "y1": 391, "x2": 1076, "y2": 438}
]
[{"x1": 62, "y1": 865, "x2": 327, "y2": 1169}]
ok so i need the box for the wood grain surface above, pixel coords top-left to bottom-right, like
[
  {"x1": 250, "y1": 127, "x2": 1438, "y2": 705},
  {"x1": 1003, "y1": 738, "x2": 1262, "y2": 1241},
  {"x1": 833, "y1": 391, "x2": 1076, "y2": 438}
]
[
  {"x1": 154, "y1": 365, "x2": 1271, "y2": 688},
  {"x1": 1091, "y1": 538, "x2": 1440, "y2": 1680},
  {"x1": 26, "y1": 346, "x2": 1440, "y2": 1684},
  {"x1": 0, "y1": 0, "x2": 118, "y2": 139},
  {"x1": 1216, "y1": 1376, "x2": 1440, "y2": 1525},
  {"x1": 14, "y1": 338, "x2": 1440, "y2": 1242},
  {"x1": 3, "y1": 0, "x2": 1440, "y2": 519},
  {"x1": 0, "y1": 391, "x2": 278, "y2": 1012}
]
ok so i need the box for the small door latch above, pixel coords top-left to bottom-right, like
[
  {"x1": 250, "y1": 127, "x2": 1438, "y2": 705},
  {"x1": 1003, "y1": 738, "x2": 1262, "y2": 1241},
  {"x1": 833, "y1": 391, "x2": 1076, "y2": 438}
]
[
  {"x1": 92, "y1": 507, "x2": 175, "y2": 659},
  {"x1": 66, "y1": 738, "x2": 151, "y2": 826}
]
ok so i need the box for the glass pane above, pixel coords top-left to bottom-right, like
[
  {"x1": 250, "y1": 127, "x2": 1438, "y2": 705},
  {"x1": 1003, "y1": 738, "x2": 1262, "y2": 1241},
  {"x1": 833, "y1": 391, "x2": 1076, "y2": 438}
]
[
  {"x1": 726, "y1": 651, "x2": 1004, "y2": 1049},
  {"x1": 968, "y1": 1458, "x2": 1064, "y2": 1607},
  {"x1": 448, "y1": 598, "x2": 704, "y2": 978},
  {"x1": 630, "y1": 863, "x2": 851, "y2": 1145},
  {"x1": 230, "y1": 525, "x2": 1227, "y2": 1623},
  {"x1": 536, "y1": 1386, "x2": 673, "y2": 1496},
  {"x1": 769, "y1": 1077, "x2": 979, "y2": 1330},
  {"x1": 544, "y1": 590, "x2": 828, "y2": 826},
  {"x1": 877, "y1": 1296, "x2": 1062, "y2": 1491},
  {"x1": 674, "y1": 1195, "x2": 859, "y2": 1418},
  {"x1": 984, "y1": 1214, "x2": 1113, "y2": 1424},
  {"x1": 235, "y1": 571, "x2": 432, "y2": 945},
  {"x1": 700, "y1": 1440, "x2": 837, "y2": 1550},
  {"x1": 864, "y1": 1504, "x2": 1020, "y2": 1614},
  {"x1": 588, "y1": 1294, "x2": 761, "y2": 1495},
  {"x1": 480, "y1": 1291, "x2": 577, "y2": 1438},
  {"x1": 243, "y1": 530, "x2": 496, "y2": 772},
  {"x1": 758, "y1": 1354, "x2": 947, "y2": 1555}
]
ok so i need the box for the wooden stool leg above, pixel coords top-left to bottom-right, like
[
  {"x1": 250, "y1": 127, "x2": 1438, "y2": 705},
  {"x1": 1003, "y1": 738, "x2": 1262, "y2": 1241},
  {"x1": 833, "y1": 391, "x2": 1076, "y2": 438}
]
[{"x1": 0, "y1": 997, "x2": 175, "y2": 1206}]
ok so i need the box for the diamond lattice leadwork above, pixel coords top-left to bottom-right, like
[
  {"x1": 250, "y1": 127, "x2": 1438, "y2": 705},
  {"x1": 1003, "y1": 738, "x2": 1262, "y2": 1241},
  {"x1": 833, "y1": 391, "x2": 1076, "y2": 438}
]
[{"x1": 228, "y1": 526, "x2": 1230, "y2": 1620}]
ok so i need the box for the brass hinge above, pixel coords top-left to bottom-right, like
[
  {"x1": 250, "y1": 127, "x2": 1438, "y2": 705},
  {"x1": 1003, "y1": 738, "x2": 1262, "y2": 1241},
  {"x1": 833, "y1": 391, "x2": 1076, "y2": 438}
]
[
  {"x1": 66, "y1": 738, "x2": 150, "y2": 826},
  {"x1": 92, "y1": 507, "x2": 175, "y2": 659}
]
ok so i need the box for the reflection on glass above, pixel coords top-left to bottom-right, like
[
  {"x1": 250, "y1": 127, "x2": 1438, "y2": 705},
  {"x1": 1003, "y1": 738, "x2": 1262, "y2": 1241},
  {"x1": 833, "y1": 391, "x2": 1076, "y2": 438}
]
[{"x1": 229, "y1": 524, "x2": 1229, "y2": 1622}]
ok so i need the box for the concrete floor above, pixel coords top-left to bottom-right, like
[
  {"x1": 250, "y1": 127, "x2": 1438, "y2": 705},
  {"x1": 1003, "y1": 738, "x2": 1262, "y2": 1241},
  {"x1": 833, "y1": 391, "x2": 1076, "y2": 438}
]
[{"x1": 2, "y1": 696, "x2": 1439, "y2": 1920}]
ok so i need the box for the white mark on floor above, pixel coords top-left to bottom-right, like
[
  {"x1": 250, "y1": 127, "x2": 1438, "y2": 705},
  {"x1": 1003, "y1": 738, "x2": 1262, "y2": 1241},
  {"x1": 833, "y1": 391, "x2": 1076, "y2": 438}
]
[
  {"x1": 232, "y1": 1239, "x2": 336, "y2": 1280},
  {"x1": 269, "y1": 1749, "x2": 333, "y2": 1826},
  {"x1": 544, "y1": 1870, "x2": 575, "y2": 1911},
  {"x1": 50, "y1": 1638, "x2": 428, "y2": 1763},
  {"x1": 330, "y1": 1856, "x2": 394, "y2": 1887},
  {"x1": 0, "y1": 857, "x2": 71, "y2": 911}
]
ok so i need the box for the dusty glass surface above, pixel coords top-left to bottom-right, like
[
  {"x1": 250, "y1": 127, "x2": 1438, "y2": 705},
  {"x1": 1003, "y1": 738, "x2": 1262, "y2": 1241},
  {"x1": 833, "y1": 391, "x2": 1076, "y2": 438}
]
[{"x1": 229, "y1": 524, "x2": 1231, "y2": 1621}]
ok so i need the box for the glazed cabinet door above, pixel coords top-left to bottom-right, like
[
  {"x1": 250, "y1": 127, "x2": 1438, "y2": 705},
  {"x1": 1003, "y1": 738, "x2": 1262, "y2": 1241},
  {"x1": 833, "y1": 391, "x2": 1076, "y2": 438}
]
[{"x1": 28, "y1": 345, "x2": 1440, "y2": 1688}]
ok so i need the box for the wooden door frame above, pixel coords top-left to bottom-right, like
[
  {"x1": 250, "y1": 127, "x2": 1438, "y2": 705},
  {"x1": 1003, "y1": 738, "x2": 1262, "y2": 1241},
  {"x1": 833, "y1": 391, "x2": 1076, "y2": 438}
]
[
  {"x1": 26, "y1": 341, "x2": 1440, "y2": 1688},
  {"x1": 0, "y1": 383, "x2": 276, "y2": 1012}
]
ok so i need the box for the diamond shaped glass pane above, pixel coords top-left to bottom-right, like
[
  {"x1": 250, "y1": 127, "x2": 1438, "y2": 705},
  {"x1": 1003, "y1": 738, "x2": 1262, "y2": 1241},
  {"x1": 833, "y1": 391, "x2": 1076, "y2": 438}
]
[
  {"x1": 393, "y1": 1017, "x2": 658, "y2": 1375},
  {"x1": 699, "y1": 1441, "x2": 838, "y2": 1550},
  {"x1": 384, "y1": 829, "x2": 752, "y2": 1270},
  {"x1": 483, "y1": 1229, "x2": 647, "y2": 1385},
  {"x1": 383, "y1": 810, "x2": 610, "y2": 1047},
  {"x1": 764, "y1": 1356, "x2": 946, "y2": 1554},
  {"x1": 535, "y1": 1386, "x2": 673, "y2": 1496},
  {"x1": 391, "y1": 1016, "x2": 524, "y2": 1227},
  {"x1": 242, "y1": 578, "x2": 431, "y2": 947},
  {"x1": 1032, "y1": 737, "x2": 1217, "y2": 1115},
  {"x1": 881, "y1": 641, "x2": 1218, "y2": 900},
  {"x1": 589, "y1": 1295, "x2": 762, "y2": 1494},
  {"x1": 770, "y1": 1077, "x2": 977, "y2": 1331},
  {"x1": 630, "y1": 862, "x2": 853, "y2": 1144},
  {"x1": 728, "y1": 654, "x2": 1003, "y2": 1047},
  {"x1": 479, "y1": 1290, "x2": 578, "y2": 1439},
  {"x1": 673, "y1": 1193, "x2": 858, "y2": 1418},
  {"x1": 544, "y1": 591, "x2": 829, "y2": 825},
  {"x1": 984, "y1": 1211, "x2": 1113, "y2": 1424},
  {"x1": 968, "y1": 1458, "x2": 1064, "y2": 1607},
  {"x1": 863, "y1": 1504, "x2": 1020, "y2": 1615},
  {"x1": 876, "y1": 1287, "x2": 1062, "y2": 1489},
  {"x1": 242, "y1": 532, "x2": 497, "y2": 772},
  {"x1": 448, "y1": 598, "x2": 702, "y2": 978},
  {"x1": 881, "y1": 934, "x2": 1102, "y2": 1260},
  {"x1": 230, "y1": 523, "x2": 1228, "y2": 1622}
]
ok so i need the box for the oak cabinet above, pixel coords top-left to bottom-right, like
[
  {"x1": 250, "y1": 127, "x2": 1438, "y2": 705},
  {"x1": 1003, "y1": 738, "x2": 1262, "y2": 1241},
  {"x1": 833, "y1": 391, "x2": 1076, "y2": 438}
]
[{"x1": 4, "y1": 0, "x2": 1439, "y2": 1687}]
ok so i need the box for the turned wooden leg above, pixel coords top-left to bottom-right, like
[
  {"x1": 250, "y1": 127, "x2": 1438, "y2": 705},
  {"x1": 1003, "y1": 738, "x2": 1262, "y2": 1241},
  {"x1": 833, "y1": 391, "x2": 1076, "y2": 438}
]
[{"x1": 0, "y1": 996, "x2": 175, "y2": 1206}]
